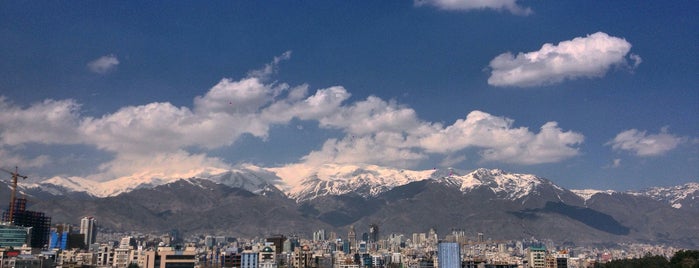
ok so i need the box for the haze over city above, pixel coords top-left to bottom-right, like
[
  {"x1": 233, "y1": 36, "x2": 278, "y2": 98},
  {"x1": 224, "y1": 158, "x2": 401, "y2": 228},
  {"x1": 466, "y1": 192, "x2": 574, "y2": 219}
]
[{"x1": 0, "y1": 1, "x2": 697, "y2": 191}]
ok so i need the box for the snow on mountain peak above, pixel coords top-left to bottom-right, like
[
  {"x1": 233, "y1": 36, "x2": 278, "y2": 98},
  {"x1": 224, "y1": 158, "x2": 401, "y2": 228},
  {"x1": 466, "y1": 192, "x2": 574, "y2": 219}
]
[
  {"x1": 570, "y1": 182, "x2": 698, "y2": 209},
  {"x1": 24, "y1": 176, "x2": 100, "y2": 196},
  {"x1": 437, "y1": 168, "x2": 553, "y2": 200},
  {"x1": 628, "y1": 182, "x2": 699, "y2": 209},
  {"x1": 23, "y1": 167, "x2": 233, "y2": 197},
  {"x1": 282, "y1": 164, "x2": 434, "y2": 201},
  {"x1": 570, "y1": 189, "x2": 617, "y2": 201},
  {"x1": 25, "y1": 164, "x2": 563, "y2": 202}
]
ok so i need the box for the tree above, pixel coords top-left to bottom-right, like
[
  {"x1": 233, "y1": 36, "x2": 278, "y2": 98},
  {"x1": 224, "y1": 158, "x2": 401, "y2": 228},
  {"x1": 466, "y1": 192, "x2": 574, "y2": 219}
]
[{"x1": 670, "y1": 250, "x2": 699, "y2": 268}]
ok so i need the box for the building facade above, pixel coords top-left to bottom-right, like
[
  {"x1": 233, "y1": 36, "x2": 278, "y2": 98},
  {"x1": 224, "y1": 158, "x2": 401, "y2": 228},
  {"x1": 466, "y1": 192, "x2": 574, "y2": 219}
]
[
  {"x1": 79, "y1": 216, "x2": 97, "y2": 247},
  {"x1": 437, "y1": 242, "x2": 460, "y2": 268}
]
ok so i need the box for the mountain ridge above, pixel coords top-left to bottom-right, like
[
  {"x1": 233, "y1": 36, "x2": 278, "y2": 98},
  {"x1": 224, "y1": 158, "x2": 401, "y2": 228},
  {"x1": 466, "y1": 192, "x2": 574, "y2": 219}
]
[
  {"x1": 20, "y1": 165, "x2": 697, "y2": 210},
  {"x1": 4, "y1": 166, "x2": 698, "y2": 247}
]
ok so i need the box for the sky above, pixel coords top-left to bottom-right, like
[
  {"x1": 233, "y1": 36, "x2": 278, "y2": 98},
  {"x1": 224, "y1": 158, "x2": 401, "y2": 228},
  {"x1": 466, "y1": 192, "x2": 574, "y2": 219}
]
[{"x1": 0, "y1": 1, "x2": 697, "y2": 191}]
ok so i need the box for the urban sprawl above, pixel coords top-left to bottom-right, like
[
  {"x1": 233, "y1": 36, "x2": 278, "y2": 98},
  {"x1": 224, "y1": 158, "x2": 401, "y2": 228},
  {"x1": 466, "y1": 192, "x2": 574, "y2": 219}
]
[{"x1": 0, "y1": 207, "x2": 686, "y2": 268}]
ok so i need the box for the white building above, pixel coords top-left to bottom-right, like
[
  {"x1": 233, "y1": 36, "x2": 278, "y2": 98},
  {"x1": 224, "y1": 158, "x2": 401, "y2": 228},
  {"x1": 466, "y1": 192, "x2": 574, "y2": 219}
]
[{"x1": 79, "y1": 217, "x2": 97, "y2": 246}]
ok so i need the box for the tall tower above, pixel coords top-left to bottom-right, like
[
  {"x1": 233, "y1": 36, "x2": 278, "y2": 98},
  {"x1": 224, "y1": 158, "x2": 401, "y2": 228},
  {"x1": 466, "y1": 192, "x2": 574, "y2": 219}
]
[
  {"x1": 369, "y1": 224, "x2": 379, "y2": 243},
  {"x1": 347, "y1": 225, "x2": 356, "y2": 252},
  {"x1": 80, "y1": 216, "x2": 97, "y2": 246}
]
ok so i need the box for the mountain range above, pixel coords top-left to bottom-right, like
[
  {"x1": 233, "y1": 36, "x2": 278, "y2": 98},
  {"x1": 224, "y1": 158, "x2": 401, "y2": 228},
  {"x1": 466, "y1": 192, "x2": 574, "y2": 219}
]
[{"x1": 2, "y1": 165, "x2": 697, "y2": 247}]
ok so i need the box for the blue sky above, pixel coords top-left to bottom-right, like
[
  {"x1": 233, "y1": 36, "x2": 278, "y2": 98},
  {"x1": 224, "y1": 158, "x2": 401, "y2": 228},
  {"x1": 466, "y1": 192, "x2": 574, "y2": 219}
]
[{"x1": 0, "y1": 1, "x2": 697, "y2": 191}]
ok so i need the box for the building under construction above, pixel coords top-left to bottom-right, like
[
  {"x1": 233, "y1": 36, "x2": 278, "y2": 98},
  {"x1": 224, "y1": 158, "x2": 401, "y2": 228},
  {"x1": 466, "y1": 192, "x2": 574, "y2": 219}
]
[
  {"x1": 1, "y1": 167, "x2": 51, "y2": 248},
  {"x1": 2, "y1": 197, "x2": 52, "y2": 248}
]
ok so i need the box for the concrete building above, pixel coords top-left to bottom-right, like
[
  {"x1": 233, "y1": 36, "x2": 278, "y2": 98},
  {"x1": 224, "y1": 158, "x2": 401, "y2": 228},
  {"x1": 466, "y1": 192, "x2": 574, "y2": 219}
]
[
  {"x1": 292, "y1": 245, "x2": 313, "y2": 268},
  {"x1": 79, "y1": 217, "x2": 97, "y2": 247},
  {"x1": 259, "y1": 245, "x2": 275, "y2": 268},
  {"x1": 528, "y1": 247, "x2": 546, "y2": 268},
  {"x1": 143, "y1": 247, "x2": 197, "y2": 268},
  {"x1": 241, "y1": 251, "x2": 258, "y2": 268}
]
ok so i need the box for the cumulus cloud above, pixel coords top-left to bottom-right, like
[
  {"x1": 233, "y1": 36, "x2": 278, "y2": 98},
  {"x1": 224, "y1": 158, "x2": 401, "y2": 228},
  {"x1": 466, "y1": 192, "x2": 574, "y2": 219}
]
[
  {"x1": 0, "y1": 52, "x2": 587, "y2": 182},
  {"x1": 0, "y1": 97, "x2": 83, "y2": 146},
  {"x1": 488, "y1": 32, "x2": 639, "y2": 87},
  {"x1": 608, "y1": 127, "x2": 686, "y2": 156},
  {"x1": 89, "y1": 150, "x2": 230, "y2": 181},
  {"x1": 415, "y1": 0, "x2": 532, "y2": 15},
  {"x1": 419, "y1": 111, "x2": 584, "y2": 164},
  {"x1": 301, "y1": 135, "x2": 427, "y2": 168},
  {"x1": 87, "y1": 55, "x2": 120, "y2": 74}
]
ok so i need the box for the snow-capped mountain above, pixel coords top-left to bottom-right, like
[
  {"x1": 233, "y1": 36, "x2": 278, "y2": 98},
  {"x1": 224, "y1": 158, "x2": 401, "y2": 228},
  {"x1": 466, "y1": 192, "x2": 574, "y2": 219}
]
[
  {"x1": 205, "y1": 165, "x2": 284, "y2": 195},
  {"x1": 571, "y1": 182, "x2": 699, "y2": 210},
  {"x1": 440, "y1": 168, "x2": 564, "y2": 200},
  {"x1": 20, "y1": 164, "x2": 574, "y2": 203},
  {"x1": 21, "y1": 165, "x2": 275, "y2": 198},
  {"x1": 629, "y1": 182, "x2": 699, "y2": 209},
  {"x1": 286, "y1": 164, "x2": 434, "y2": 201},
  {"x1": 24, "y1": 175, "x2": 171, "y2": 197},
  {"x1": 280, "y1": 165, "x2": 573, "y2": 202},
  {"x1": 271, "y1": 164, "x2": 568, "y2": 202},
  {"x1": 8, "y1": 165, "x2": 699, "y2": 247},
  {"x1": 570, "y1": 189, "x2": 616, "y2": 202},
  {"x1": 19, "y1": 162, "x2": 696, "y2": 209}
]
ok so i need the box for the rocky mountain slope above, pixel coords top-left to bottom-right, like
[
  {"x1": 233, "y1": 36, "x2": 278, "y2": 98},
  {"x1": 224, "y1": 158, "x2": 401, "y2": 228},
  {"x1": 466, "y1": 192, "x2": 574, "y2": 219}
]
[{"x1": 3, "y1": 166, "x2": 697, "y2": 247}]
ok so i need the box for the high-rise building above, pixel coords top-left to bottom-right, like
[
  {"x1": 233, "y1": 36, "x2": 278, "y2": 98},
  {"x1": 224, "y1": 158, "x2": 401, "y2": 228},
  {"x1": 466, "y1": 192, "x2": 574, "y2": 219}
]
[
  {"x1": 80, "y1": 216, "x2": 97, "y2": 246},
  {"x1": 437, "y1": 242, "x2": 460, "y2": 268},
  {"x1": 266, "y1": 234, "x2": 286, "y2": 255},
  {"x1": 3, "y1": 197, "x2": 51, "y2": 248},
  {"x1": 49, "y1": 224, "x2": 74, "y2": 250},
  {"x1": 313, "y1": 229, "x2": 326, "y2": 241},
  {"x1": 347, "y1": 225, "x2": 356, "y2": 253},
  {"x1": 528, "y1": 246, "x2": 546, "y2": 268},
  {"x1": 369, "y1": 224, "x2": 379, "y2": 243},
  {"x1": 0, "y1": 224, "x2": 30, "y2": 248},
  {"x1": 241, "y1": 251, "x2": 258, "y2": 268}
]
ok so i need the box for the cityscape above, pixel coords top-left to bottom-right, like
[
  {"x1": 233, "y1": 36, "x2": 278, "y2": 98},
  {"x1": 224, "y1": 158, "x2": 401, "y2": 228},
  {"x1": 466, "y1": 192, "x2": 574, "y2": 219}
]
[
  {"x1": 1, "y1": 173, "x2": 697, "y2": 268},
  {"x1": 0, "y1": 212, "x2": 691, "y2": 268},
  {"x1": 1, "y1": 1, "x2": 698, "y2": 268}
]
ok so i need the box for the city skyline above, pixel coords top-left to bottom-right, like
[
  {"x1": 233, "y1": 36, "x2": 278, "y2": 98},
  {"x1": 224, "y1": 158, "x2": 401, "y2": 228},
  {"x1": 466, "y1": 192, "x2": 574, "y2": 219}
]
[{"x1": 0, "y1": 1, "x2": 697, "y2": 191}]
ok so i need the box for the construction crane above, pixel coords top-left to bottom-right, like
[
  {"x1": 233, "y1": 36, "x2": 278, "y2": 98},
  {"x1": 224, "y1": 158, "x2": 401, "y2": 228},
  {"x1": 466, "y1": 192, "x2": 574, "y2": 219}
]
[{"x1": 1, "y1": 166, "x2": 28, "y2": 224}]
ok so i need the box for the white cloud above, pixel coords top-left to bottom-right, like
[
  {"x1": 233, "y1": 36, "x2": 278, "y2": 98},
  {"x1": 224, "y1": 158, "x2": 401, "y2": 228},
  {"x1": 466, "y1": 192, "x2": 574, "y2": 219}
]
[
  {"x1": 608, "y1": 127, "x2": 685, "y2": 156},
  {"x1": 87, "y1": 55, "x2": 119, "y2": 74},
  {"x1": 419, "y1": 111, "x2": 584, "y2": 164},
  {"x1": 629, "y1": 53, "x2": 642, "y2": 69},
  {"x1": 89, "y1": 150, "x2": 230, "y2": 181},
  {"x1": 248, "y1": 50, "x2": 292, "y2": 79},
  {"x1": 301, "y1": 135, "x2": 427, "y2": 168},
  {"x1": 194, "y1": 77, "x2": 279, "y2": 114},
  {"x1": 415, "y1": 0, "x2": 532, "y2": 15},
  {"x1": 488, "y1": 32, "x2": 638, "y2": 87},
  {"x1": 0, "y1": 97, "x2": 83, "y2": 146},
  {"x1": 0, "y1": 52, "x2": 587, "y2": 182},
  {"x1": 611, "y1": 158, "x2": 621, "y2": 168}
]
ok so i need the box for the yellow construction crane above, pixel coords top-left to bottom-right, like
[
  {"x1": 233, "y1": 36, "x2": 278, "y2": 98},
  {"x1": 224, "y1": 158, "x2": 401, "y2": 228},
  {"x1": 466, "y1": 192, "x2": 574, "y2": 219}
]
[{"x1": 1, "y1": 166, "x2": 28, "y2": 224}]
